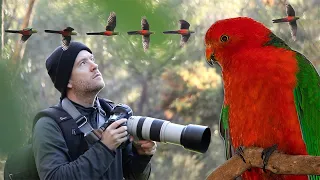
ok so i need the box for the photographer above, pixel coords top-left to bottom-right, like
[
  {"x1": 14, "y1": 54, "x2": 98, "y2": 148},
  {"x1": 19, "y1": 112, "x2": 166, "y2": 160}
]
[{"x1": 32, "y1": 42, "x2": 157, "y2": 180}]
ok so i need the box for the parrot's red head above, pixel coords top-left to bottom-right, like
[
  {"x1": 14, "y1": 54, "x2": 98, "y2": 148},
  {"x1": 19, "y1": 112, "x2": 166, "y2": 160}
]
[{"x1": 205, "y1": 17, "x2": 271, "y2": 68}]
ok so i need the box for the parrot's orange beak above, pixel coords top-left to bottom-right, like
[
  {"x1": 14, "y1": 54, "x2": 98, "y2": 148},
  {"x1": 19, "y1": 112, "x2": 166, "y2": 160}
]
[{"x1": 205, "y1": 48, "x2": 215, "y2": 67}]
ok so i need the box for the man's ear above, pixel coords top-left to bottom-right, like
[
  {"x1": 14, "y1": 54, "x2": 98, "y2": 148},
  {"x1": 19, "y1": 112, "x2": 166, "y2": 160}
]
[{"x1": 67, "y1": 81, "x2": 72, "y2": 89}]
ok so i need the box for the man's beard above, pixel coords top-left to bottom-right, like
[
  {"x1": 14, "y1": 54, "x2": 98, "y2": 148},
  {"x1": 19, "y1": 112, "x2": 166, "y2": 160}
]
[{"x1": 72, "y1": 79, "x2": 105, "y2": 97}]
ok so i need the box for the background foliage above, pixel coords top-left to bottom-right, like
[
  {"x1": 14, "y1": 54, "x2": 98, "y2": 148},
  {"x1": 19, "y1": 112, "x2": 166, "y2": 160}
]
[{"x1": 0, "y1": 0, "x2": 319, "y2": 179}]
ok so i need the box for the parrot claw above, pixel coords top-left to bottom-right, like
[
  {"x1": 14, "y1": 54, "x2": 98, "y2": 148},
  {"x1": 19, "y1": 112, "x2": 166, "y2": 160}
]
[
  {"x1": 261, "y1": 144, "x2": 278, "y2": 173},
  {"x1": 235, "y1": 146, "x2": 246, "y2": 163}
]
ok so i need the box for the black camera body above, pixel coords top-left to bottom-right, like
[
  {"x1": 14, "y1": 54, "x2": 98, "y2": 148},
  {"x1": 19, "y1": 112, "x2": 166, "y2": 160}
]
[{"x1": 100, "y1": 103, "x2": 133, "y2": 149}]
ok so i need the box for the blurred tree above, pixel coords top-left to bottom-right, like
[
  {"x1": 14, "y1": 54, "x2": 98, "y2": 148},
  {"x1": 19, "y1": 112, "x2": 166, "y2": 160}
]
[
  {"x1": 11, "y1": 0, "x2": 36, "y2": 64},
  {"x1": 1, "y1": 0, "x2": 2, "y2": 56},
  {"x1": 0, "y1": 0, "x2": 37, "y2": 157},
  {"x1": 0, "y1": 60, "x2": 29, "y2": 155},
  {"x1": 160, "y1": 61, "x2": 222, "y2": 125}
]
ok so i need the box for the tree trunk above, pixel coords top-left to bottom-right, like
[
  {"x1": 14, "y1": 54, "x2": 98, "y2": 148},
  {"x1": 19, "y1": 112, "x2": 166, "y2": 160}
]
[{"x1": 11, "y1": 0, "x2": 36, "y2": 64}]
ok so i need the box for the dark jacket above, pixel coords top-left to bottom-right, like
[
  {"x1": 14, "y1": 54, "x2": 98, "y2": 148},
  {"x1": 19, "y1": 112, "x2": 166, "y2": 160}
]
[{"x1": 32, "y1": 98, "x2": 152, "y2": 180}]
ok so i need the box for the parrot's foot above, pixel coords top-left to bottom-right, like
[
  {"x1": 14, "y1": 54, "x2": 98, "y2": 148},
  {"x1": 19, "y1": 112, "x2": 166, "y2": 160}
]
[
  {"x1": 235, "y1": 146, "x2": 246, "y2": 163},
  {"x1": 261, "y1": 144, "x2": 278, "y2": 173},
  {"x1": 235, "y1": 146, "x2": 251, "y2": 171}
]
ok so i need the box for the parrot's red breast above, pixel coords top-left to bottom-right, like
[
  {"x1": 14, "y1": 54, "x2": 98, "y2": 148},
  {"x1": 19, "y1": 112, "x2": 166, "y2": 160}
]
[
  {"x1": 140, "y1": 30, "x2": 149, "y2": 35},
  {"x1": 21, "y1": 30, "x2": 31, "y2": 35},
  {"x1": 61, "y1": 31, "x2": 71, "y2": 36},
  {"x1": 178, "y1": 29, "x2": 189, "y2": 35},
  {"x1": 287, "y1": 16, "x2": 295, "y2": 21},
  {"x1": 104, "y1": 31, "x2": 113, "y2": 36}
]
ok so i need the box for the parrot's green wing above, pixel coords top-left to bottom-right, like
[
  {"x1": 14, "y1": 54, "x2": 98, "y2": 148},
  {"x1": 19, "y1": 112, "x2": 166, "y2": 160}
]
[
  {"x1": 293, "y1": 52, "x2": 320, "y2": 180},
  {"x1": 219, "y1": 105, "x2": 233, "y2": 160},
  {"x1": 293, "y1": 52, "x2": 320, "y2": 154},
  {"x1": 267, "y1": 33, "x2": 320, "y2": 180}
]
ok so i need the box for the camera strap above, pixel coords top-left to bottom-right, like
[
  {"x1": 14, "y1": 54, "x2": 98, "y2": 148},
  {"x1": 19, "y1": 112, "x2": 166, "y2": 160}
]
[{"x1": 61, "y1": 98, "x2": 100, "y2": 143}]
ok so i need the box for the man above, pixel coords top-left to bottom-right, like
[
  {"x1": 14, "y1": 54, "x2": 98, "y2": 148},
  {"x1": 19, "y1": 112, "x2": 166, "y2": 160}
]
[{"x1": 32, "y1": 41, "x2": 157, "y2": 180}]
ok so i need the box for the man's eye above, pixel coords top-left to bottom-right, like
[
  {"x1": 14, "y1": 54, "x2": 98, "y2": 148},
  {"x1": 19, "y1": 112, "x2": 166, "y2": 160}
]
[{"x1": 80, "y1": 61, "x2": 86, "y2": 65}]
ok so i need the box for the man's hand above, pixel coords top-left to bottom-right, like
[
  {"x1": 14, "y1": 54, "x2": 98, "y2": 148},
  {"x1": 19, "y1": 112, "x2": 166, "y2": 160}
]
[
  {"x1": 132, "y1": 139, "x2": 157, "y2": 156},
  {"x1": 100, "y1": 118, "x2": 128, "y2": 151}
]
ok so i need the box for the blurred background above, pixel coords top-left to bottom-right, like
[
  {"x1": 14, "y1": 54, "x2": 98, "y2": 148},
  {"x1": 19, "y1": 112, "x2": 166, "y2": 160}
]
[{"x1": 0, "y1": 0, "x2": 319, "y2": 179}]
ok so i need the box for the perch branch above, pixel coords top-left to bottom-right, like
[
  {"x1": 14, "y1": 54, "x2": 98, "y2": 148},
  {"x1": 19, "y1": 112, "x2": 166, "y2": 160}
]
[{"x1": 206, "y1": 147, "x2": 320, "y2": 180}]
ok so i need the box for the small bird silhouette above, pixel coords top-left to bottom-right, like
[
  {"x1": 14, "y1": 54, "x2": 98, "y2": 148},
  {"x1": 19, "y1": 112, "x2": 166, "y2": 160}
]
[
  {"x1": 272, "y1": 3, "x2": 299, "y2": 41},
  {"x1": 86, "y1": 12, "x2": 119, "y2": 36},
  {"x1": 127, "y1": 17, "x2": 154, "y2": 52},
  {"x1": 5, "y1": 27, "x2": 38, "y2": 43},
  {"x1": 163, "y1": 20, "x2": 195, "y2": 47},
  {"x1": 45, "y1": 26, "x2": 77, "y2": 50}
]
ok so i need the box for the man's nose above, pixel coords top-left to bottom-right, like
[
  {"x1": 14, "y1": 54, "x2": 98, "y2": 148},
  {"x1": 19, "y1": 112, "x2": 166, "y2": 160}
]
[{"x1": 90, "y1": 61, "x2": 98, "y2": 71}]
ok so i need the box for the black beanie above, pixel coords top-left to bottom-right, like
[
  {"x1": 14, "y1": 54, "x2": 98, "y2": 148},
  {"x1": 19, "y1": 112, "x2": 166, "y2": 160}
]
[{"x1": 45, "y1": 41, "x2": 92, "y2": 98}]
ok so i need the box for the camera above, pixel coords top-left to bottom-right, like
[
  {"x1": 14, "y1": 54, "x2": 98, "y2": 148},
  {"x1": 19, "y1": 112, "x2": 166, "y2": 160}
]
[
  {"x1": 99, "y1": 103, "x2": 133, "y2": 149},
  {"x1": 101, "y1": 103, "x2": 211, "y2": 153}
]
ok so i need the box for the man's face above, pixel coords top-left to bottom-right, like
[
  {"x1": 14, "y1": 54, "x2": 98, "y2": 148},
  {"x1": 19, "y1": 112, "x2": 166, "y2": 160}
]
[{"x1": 67, "y1": 50, "x2": 105, "y2": 94}]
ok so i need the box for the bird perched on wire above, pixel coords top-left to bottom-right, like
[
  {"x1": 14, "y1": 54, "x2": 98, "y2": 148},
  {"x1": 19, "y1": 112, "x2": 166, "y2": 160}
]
[
  {"x1": 272, "y1": 3, "x2": 299, "y2": 41},
  {"x1": 44, "y1": 26, "x2": 77, "y2": 50},
  {"x1": 86, "y1": 11, "x2": 119, "y2": 36},
  {"x1": 5, "y1": 27, "x2": 38, "y2": 43},
  {"x1": 163, "y1": 20, "x2": 195, "y2": 47},
  {"x1": 127, "y1": 17, "x2": 154, "y2": 52}
]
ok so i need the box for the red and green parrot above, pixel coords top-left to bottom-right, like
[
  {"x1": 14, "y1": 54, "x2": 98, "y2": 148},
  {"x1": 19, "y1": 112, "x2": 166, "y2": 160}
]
[
  {"x1": 86, "y1": 11, "x2": 119, "y2": 36},
  {"x1": 127, "y1": 17, "x2": 154, "y2": 52},
  {"x1": 5, "y1": 28, "x2": 37, "y2": 43},
  {"x1": 205, "y1": 17, "x2": 320, "y2": 180},
  {"x1": 44, "y1": 26, "x2": 77, "y2": 50},
  {"x1": 272, "y1": 3, "x2": 300, "y2": 41},
  {"x1": 163, "y1": 20, "x2": 195, "y2": 47}
]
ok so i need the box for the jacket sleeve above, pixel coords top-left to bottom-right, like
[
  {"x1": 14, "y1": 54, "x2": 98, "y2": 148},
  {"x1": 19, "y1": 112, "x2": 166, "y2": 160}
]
[
  {"x1": 32, "y1": 117, "x2": 116, "y2": 180},
  {"x1": 122, "y1": 142, "x2": 153, "y2": 180}
]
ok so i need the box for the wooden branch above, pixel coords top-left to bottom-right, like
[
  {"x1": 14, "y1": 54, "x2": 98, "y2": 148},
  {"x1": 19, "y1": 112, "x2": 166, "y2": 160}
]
[{"x1": 206, "y1": 147, "x2": 320, "y2": 180}]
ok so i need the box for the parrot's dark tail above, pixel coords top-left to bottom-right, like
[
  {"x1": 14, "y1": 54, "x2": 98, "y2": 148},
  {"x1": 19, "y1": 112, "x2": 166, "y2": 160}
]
[
  {"x1": 163, "y1": 31, "x2": 179, "y2": 34},
  {"x1": 127, "y1": 31, "x2": 140, "y2": 35},
  {"x1": 44, "y1": 30, "x2": 61, "y2": 34},
  {"x1": 5, "y1": 30, "x2": 20, "y2": 33},
  {"x1": 86, "y1": 32, "x2": 104, "y2": 35},
  {"x1": 272, "y1": 18, "x2": 288, "y2": 23}
]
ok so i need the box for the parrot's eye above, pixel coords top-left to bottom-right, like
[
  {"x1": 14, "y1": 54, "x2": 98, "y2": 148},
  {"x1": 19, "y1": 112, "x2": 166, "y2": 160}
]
[{"x1": 220, "y1": 35, "x2": 229, "y2": 42}]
